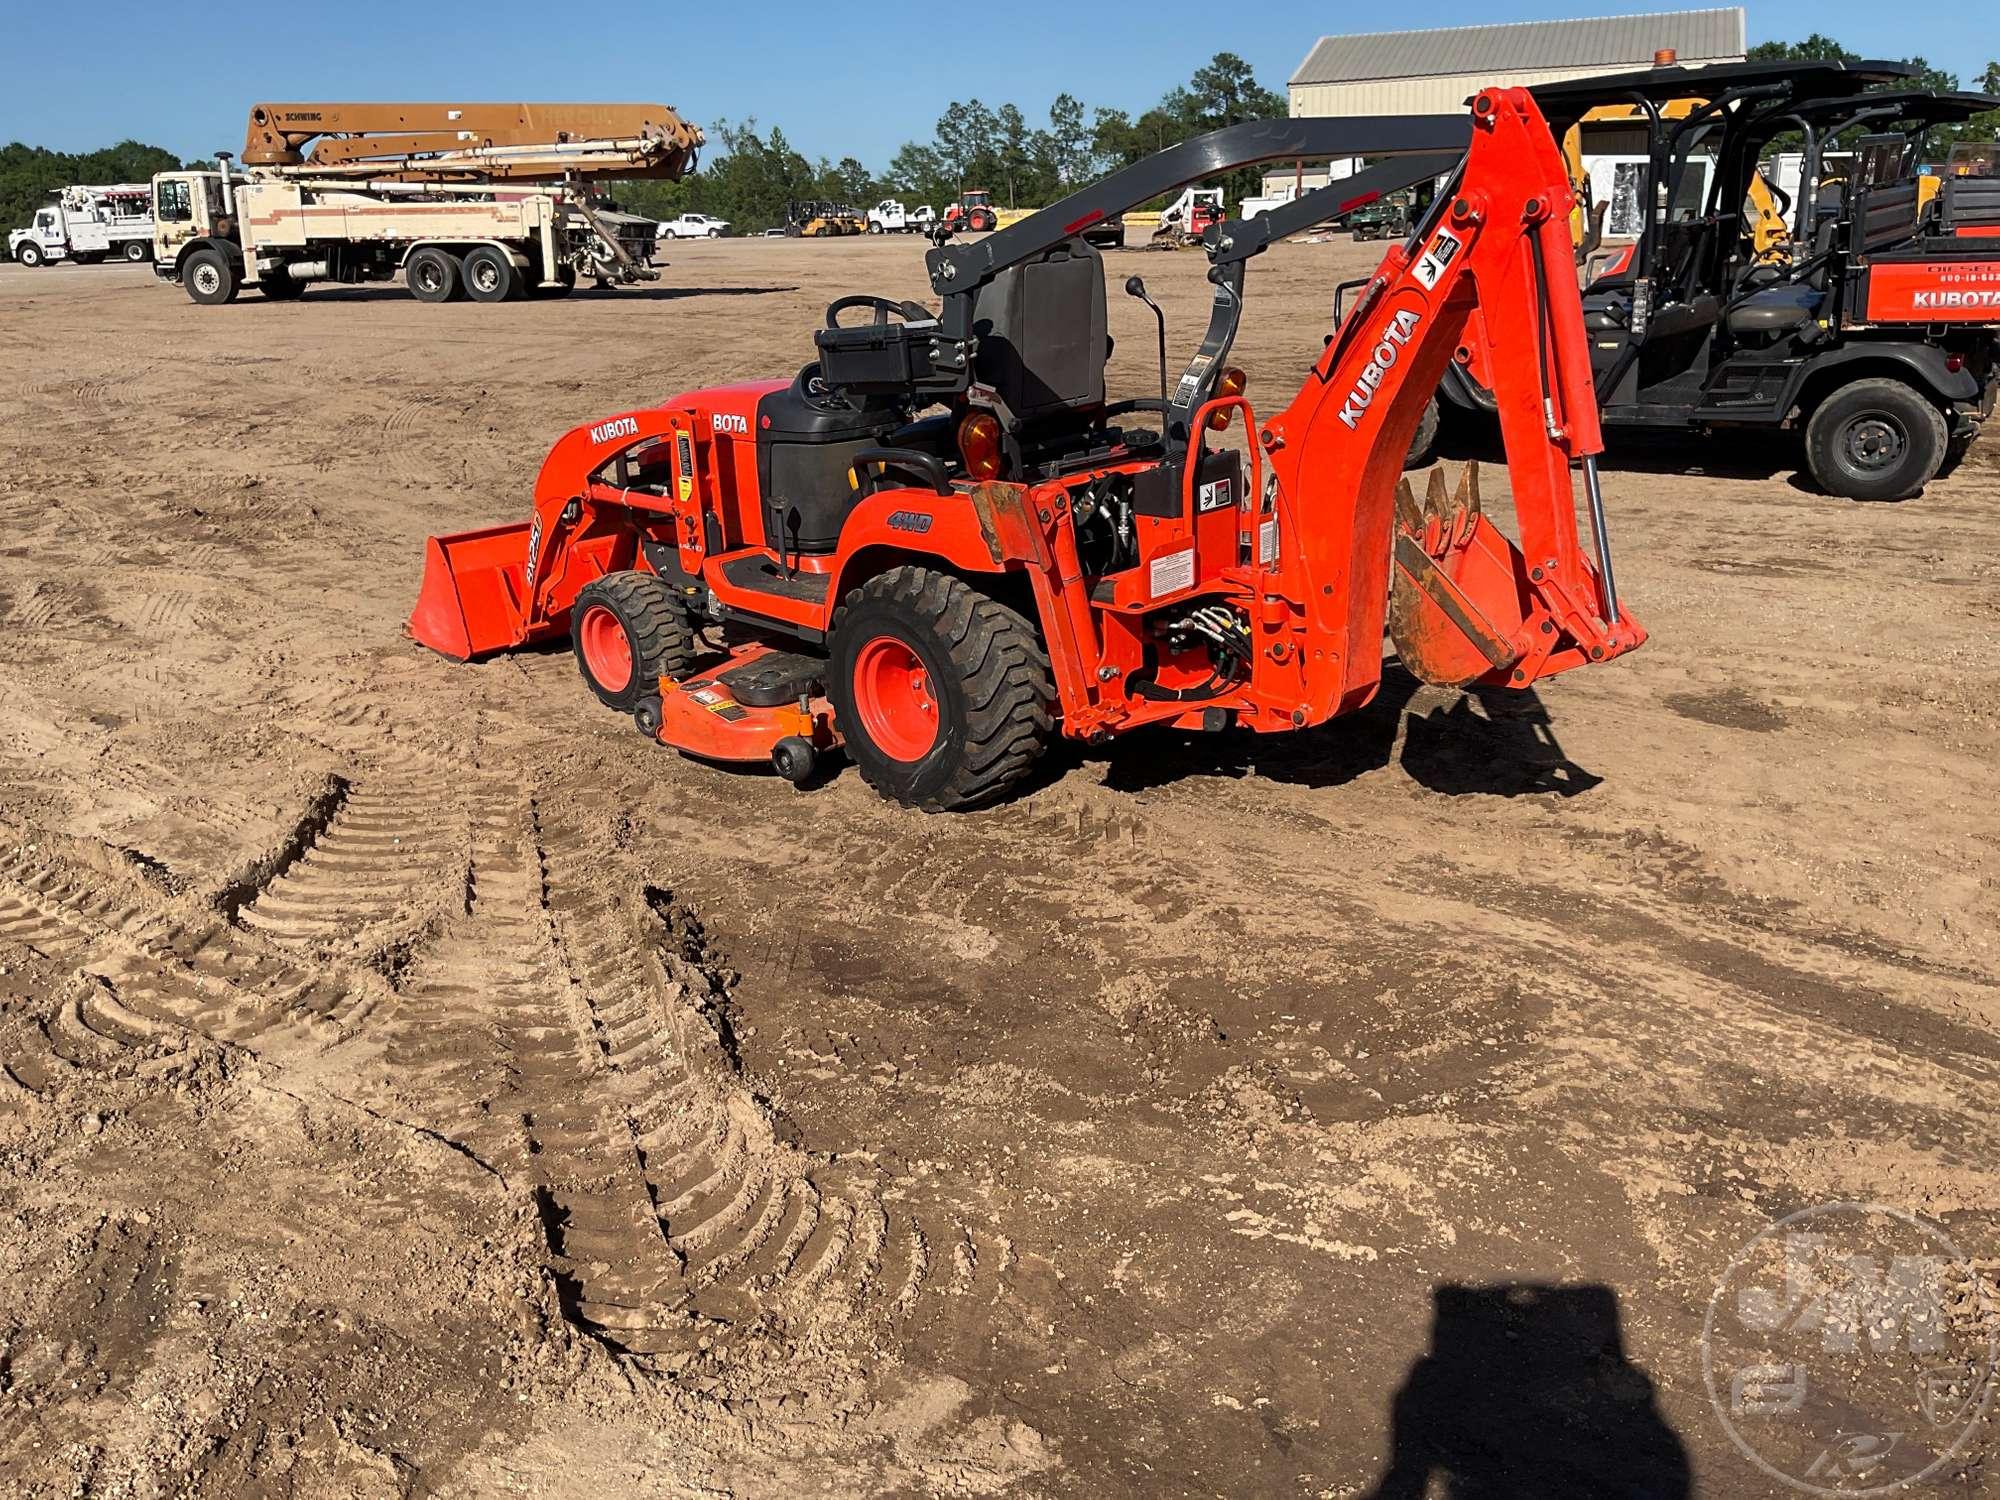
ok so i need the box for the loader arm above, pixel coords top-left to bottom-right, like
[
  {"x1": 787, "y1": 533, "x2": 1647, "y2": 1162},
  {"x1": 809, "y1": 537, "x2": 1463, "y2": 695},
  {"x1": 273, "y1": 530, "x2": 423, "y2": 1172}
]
[{"x1": 1261, "y1": 86, "x2": 1645, "y2": 719}]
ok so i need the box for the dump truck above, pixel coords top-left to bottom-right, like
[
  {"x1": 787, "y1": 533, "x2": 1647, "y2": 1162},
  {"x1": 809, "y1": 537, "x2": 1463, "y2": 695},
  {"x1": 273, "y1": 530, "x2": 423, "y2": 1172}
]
[
  {"x1": 9, "y1": 184, "x2": 155, "y2": 266},
  {"x1": 151, "y1": 102, "x2": 702, "y2": 305}
]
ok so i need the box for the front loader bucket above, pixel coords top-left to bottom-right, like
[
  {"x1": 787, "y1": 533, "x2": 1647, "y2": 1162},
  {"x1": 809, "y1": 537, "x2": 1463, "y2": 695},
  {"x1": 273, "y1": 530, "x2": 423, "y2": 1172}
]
[
  {"x1": 1387, "y1": 463, "x2": 1529, "y2": 689},
  {"x1": 408, "y1": 523, "x2": 534, "y2": 661}
]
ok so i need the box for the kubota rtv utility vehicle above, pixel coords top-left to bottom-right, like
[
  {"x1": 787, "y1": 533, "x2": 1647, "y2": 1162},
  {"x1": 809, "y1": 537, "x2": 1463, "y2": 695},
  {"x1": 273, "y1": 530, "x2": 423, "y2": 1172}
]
[
  {"x1": 1438, "y1": 60, "x2": 2000, "y2": 500},
  {"x1": 411, "y1": 91, "x2": 1646, "y2": 810}
]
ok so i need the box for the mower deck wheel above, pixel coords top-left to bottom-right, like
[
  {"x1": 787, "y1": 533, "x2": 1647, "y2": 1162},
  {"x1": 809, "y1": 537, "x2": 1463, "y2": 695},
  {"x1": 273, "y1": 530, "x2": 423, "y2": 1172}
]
[
  {"x1": 570, "y1": 571, "x2": 695, "y2": 713},
  {"x1": 829, "y1": 566, "x2": 1054, "y2": 812}
]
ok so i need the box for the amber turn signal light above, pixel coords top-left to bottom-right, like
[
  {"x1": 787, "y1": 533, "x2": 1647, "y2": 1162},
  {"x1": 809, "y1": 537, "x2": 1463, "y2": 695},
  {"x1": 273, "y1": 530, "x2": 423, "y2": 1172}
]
[
  {"x1": 1207, "y1": 367, "x2": 1248, "y2": 430},
  {"x1": 958, "y1": 412, "x2": 1004, "y2": 479}
]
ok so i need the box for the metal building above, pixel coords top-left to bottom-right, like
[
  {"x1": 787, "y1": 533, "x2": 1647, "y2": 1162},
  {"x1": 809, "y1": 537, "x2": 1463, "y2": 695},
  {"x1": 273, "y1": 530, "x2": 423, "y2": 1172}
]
[{"x1": 1260, "y1": 8, "x2": 1745, "y2": 205}]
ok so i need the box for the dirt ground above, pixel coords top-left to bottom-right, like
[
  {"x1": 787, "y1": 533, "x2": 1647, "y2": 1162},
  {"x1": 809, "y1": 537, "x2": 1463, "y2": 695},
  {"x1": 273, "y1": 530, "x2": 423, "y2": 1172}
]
[{"x1": 0, "y1": 236, "x2": 1996, "y2": 1498}]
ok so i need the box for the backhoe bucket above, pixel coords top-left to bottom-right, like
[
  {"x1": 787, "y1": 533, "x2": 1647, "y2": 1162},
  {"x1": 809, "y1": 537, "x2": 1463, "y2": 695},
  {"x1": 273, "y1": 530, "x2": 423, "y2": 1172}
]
[
  {"x1": 1387, "y1": 463, "x2": 1530, "y2": 689},
  {"x1": 408, "y1": 522, "x2": 534, "y2": 661}
]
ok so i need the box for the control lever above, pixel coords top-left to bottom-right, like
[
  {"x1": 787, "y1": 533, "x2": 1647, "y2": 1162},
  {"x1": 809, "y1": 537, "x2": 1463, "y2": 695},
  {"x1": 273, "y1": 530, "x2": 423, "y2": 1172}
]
[{"x1": 1124, "y1": 275, "x2": 1168, "y2": 407}]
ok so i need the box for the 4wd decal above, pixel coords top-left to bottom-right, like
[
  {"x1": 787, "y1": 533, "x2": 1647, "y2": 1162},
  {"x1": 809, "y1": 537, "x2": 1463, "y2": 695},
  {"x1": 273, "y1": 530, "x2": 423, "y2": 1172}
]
[
  {"x1": 1337, "y1": 308, "x2": 1423, "y2": 429},
  {"x1": 1413, "y1": 228, "x2": 1462, "y2": 290},
  {"x1": 887, "y1": 510, "x2": 934, "y2": 534}
]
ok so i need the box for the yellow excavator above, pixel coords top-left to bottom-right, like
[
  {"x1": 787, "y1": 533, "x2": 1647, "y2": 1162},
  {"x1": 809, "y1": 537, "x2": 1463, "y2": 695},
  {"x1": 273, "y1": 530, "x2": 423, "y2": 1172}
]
[{"x1": 1563, "y1": 98, "x2": 1793, "y2": 269}]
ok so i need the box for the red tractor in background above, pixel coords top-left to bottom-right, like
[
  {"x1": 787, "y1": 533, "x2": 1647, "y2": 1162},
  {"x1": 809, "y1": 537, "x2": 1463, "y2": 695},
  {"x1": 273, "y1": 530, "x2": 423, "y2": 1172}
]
[
  {"x1": 411, "y1": 90, "x2": 1646, "y2": 811},
  {"x1": 942, "y1": 189, "x2": 999, "y2": 234}
]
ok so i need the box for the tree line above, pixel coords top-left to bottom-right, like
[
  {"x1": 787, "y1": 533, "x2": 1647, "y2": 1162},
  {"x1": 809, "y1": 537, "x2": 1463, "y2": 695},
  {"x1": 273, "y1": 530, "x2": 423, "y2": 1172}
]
[
  {"x1": 1, "y1": 141, "x2": 189, "y2": 238},
  {"x1": 1746, "y1": 37, "x2": 2000, "y2": 146},
  {"x1": 617, "y1": 52, "x2": 1284, "y2": 231}
]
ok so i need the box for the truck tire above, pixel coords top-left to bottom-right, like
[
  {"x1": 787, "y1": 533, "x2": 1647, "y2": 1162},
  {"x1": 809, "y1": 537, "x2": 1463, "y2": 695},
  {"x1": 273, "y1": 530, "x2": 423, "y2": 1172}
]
[
  {"x1": 829, "y1": 566, "x2": 1054, "y2": 812},
  {"x1": 570, "y1": 572, "x2": 694, "y2": 713},
  {"x1": 461, "y1": 245, "x2": 518, "y2": 303},
  {"x1": 406, "y1": 247, "x2": 461, "y2": 303},
  {"x1": 526, "y1": 263, "x2": 576, "y2": 299},
  {"x1": 184, "y1": 248, "x2": 239, "y2": 305},
  {"x1": 260, "y1": 273, "x2": 305, "y2": 301},
  {"x1": 16, "y1": 242, "x2": 45, "y2": 267},
  {"x1": 122, "y1": 240, "x2": 149, "y2": 263},
  {"x1": 868, "y1": 221, "x2": 883, "y2": 234},
  {"x1": 1804, "y1": 378, "x2": 1948, "y2": 501}
]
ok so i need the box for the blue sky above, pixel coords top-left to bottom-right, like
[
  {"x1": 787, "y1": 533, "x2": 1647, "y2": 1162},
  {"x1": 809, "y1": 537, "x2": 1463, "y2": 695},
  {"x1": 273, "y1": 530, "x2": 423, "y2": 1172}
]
[{"x1": 2, "y1": 2, "x2": 1982, "y2": 168}]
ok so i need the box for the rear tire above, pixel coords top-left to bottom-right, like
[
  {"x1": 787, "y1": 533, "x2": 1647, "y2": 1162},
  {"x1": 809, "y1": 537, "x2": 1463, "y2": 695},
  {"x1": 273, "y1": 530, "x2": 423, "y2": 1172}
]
[
  {"x1": 1404, "y1": 396, "x2": 1442, "y2": 469},
  {"x1": 526, "y1": 262, "x2": 577, "y2": 299},
  {"x1": 183, "y1": 248, "x2": 239, "y2": 305},
  {"x1": 461, "y1": 245, "x2": 518, "y2": 303},
  {"x1": 570, "y1": 572, "x2": 695, "y2": 713},
  {"x1": 260, "y1": 273, "x2": 306, "y2": 300},
  {"x1": 123, "y1": 239, "x2": 149, "y2": 263},
  {"x1": 829, "y1": 566, "x2": 1054, "y2": 812},
  {"x1": 406, "y1": 247, "x2": 460, "y2": 304},
  {"x1": 1804, "y1": 378, "x2": 1947, "y2": 501},
  {"x1": 16, "y1": 242, "x2": 45, "y2": 268}
]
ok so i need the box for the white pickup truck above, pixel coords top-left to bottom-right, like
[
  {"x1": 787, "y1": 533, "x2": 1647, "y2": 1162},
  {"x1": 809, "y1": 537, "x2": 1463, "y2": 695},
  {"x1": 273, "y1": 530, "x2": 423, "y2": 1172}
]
[
  {"x1": 658, "y1": 212, "x2": 730, "y2": 239},
  {"x1": 9, "y1": 184, "x2": 155, "y2": 266},
  {"x1": 866, "y1": 199, "x2": 935, "y2": 234}
]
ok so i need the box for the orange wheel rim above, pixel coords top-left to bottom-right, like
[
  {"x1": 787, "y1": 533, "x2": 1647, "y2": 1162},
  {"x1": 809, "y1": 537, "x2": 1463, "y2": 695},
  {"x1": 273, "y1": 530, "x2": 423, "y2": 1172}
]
[
  {"x1": 579, "y1": 605, "x2": 633, "y2": 693},
  {"x1": 852, "y1": 635, "x2": 939, "y2": 761}
]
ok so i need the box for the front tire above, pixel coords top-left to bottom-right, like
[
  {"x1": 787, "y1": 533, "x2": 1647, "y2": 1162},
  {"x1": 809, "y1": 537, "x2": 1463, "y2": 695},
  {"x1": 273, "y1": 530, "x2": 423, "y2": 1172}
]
[
  {"x1": 1804, "y1": 378, "x2": 1947, "y2": 501},
  {"x1": 1404, "y1": 396, "x2": 1442, "y2": 469},
  {"x1": 16, "y1": 242, "x2": 45, "y2": 267},
  {"x1": 183, "y1": 248, "x2": 239, "y2": 305},
  {"x1": 570, "y1": 572, "x2": 695, "y2": 713},
  {"x1": 829, "y1": 567, "x2": 1054, "y2": 812}
]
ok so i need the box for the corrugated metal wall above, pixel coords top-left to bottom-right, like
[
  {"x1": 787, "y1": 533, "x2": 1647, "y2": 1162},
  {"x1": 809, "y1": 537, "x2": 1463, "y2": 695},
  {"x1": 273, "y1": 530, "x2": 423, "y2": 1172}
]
[{"x1": 1290, "y1": 64, "x2": 1678, "y2": 119}]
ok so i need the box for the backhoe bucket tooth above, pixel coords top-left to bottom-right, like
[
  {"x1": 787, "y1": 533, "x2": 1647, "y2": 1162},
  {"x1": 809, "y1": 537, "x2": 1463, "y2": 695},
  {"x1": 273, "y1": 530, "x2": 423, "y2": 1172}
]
[
  {"x1": 1388, "y1": 463, "x2": 1529, "y2": 689},
  {"x1": 408, "y1": 522, "x2": 534, "y2": 661}
]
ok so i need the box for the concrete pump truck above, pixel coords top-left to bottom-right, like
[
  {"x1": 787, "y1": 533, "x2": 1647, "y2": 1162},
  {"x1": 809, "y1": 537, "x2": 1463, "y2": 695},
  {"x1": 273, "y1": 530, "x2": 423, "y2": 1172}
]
[{"x1": 151, "y1": 102, "x2": 702, "y2": 305}]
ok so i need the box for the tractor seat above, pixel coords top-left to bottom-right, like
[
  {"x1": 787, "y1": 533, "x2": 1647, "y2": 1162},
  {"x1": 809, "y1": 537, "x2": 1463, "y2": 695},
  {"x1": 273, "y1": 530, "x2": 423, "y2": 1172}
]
[
  {"x1": 1725, "y1": 282, "x2": 1824, "y2": 338},
  {"x1": 968, "y1": 236, "x2": 1108, "y2": 425}
]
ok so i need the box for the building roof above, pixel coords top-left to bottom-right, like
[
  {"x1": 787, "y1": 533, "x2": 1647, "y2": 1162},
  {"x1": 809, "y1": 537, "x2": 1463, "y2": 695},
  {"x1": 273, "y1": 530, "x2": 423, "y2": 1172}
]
[{"x1": 1291, "y1": 8, "x2": 1745, "y2": 86}]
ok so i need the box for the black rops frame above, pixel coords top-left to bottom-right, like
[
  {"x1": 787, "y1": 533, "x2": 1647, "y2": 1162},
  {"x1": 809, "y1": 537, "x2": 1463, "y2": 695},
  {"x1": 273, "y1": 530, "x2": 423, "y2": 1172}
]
[{"x1": 921, "y1": 115, "x2": 1472, "y2": 452}]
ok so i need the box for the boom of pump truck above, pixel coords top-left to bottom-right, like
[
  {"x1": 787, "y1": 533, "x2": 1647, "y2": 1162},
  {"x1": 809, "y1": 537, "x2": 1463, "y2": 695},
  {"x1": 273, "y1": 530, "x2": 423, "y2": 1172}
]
[
  {"x1": 408, "y1": 89, "x2": 1644, "y2": 812},
  {"x1": 151, "y1": 102, "x2": 703, "y2": 306}
]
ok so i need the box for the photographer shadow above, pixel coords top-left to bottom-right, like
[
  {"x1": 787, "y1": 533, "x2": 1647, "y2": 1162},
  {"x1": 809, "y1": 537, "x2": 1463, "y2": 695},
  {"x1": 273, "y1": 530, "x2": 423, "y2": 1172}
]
[{"x1": 1368, "y1": 1283, "x2": 1691, "y2": 1500}]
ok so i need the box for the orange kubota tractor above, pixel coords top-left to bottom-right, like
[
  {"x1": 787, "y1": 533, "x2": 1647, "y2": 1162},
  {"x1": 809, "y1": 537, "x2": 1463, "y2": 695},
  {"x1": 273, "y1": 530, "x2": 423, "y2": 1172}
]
[{"x1": 410, "y1": 88, "x2": 1646, "y2": 810}]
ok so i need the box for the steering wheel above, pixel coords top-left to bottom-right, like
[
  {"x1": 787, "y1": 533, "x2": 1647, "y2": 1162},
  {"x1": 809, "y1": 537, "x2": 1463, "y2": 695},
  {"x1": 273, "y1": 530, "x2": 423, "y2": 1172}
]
[{"x1": 825, "y1": 294, "x2": 932, "y2": 329}]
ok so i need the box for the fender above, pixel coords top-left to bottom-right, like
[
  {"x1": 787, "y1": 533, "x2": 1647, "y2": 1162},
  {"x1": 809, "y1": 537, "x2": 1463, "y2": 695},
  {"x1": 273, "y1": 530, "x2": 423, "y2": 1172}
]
[
  {"x1": 1783, "y1": 341, "x2": 1983, "y2": 413},
  {"x1": 175, "y1": 236, "x2": 244, "y2": 275},
  {"x1": 827, "y1": 482, "x2": 1032, "y2": 600}
]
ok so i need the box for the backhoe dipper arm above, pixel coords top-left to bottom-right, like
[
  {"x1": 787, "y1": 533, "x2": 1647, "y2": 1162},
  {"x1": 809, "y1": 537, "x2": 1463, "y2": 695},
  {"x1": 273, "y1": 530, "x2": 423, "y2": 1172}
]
[{"x1": 1260, "y1": 86, "x2": 1645, "y2": 721}]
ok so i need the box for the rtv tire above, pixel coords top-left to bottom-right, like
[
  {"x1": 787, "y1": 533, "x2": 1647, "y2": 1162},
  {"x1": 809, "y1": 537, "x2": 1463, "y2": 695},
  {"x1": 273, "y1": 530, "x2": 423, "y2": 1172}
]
[
  {"x1": 1404, "y1": 396, "x2": 1442, "y2": 469},
  {"x1": 406, "y1": 247, "x2": 461, "y2": 304},
  {"x1": 1804, "y1": 378, "x2": 1947, "y2": 501},
  {"x1": 829, "y1": 566, "x2": 1054, "y2": 812},
  {"x1": 570, "y1": 572, "x2": 695, "y2": 713},
  {"x1": 183, "y1": 248, "x2": 239, "y2": 305},
  {"x1": 461, "y1": 245, "x2": 518, "y2": 303},
  {"x1": 16, "y1": 242, "x2": 45, "y2": 268}
]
